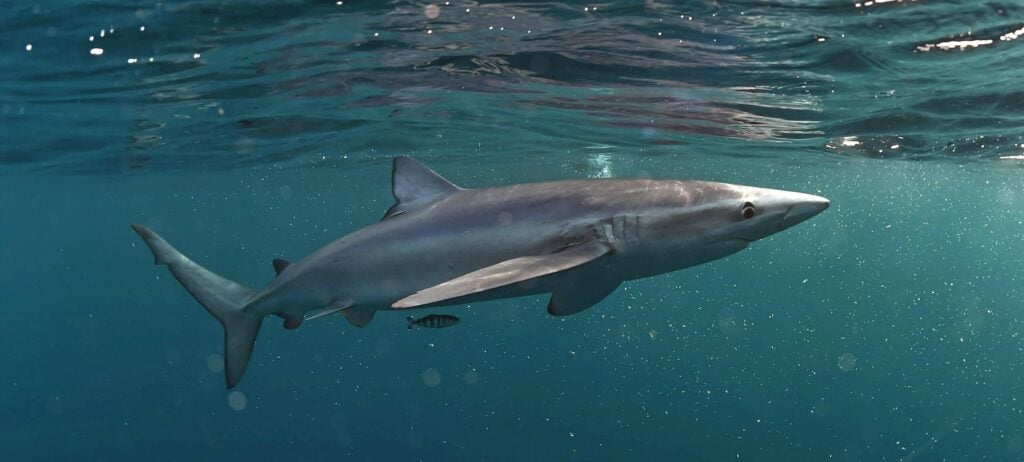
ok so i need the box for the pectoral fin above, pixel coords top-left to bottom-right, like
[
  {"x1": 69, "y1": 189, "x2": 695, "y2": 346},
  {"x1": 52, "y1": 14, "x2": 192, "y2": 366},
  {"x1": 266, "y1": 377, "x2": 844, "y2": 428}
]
[
  {"x1": 392, "y1": 241, "x2": 611, "y2": 309},
  {"x1": 305, "y1": 299, "x2": 352, "y2": 321},
  {"x1": 547, "y1": 279, "x2": 621, "y2": 316}
]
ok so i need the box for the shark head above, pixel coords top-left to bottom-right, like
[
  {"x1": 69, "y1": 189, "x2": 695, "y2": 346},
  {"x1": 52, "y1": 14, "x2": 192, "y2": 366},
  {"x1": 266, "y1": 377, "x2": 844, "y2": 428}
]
[
  {"x1": 724, "y1": 184, "x2": 831, "y2": 243},
  {"x1": 637, "y1": 181, "x2": 829, "y2": 267}
]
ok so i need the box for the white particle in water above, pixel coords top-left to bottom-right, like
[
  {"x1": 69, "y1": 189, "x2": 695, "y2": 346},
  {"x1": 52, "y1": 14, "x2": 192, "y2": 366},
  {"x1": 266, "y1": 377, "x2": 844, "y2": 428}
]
[
  {"x1": 25, "y1": 44, "x2": 32, "y2": 51},
  {"x1": 127, "y1": 58, "x2": 137, "y2": 64},
  {"x1": 90, "y1": 48, "x2": 104, "y2": 55},
  {"x1": 838, "y1": 353, "x2": 857, "y2": 372},
  {"x1": 193, "y1": 52, "x2": 201, "y2": 59},
  {"x1": 89, "y1": 36, "x2": 94, "y2": 41},
  {"x1": 140, "y1": 26, "x2": 145, "y2": 31},
  {"x1": 227, "y1": 391, "x2": 247, "y2": 411}
]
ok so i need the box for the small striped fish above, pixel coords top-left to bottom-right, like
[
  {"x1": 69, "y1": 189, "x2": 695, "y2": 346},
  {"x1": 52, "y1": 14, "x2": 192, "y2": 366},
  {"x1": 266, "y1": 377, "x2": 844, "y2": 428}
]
[{"x1": 406, "y1": 314, "x2": 460, "y2": 330}]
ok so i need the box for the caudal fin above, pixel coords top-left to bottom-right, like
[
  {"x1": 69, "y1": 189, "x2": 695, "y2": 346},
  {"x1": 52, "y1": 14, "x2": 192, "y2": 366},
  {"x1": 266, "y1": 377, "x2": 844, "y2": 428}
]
[{"x1": 131, "y1": 224, "x2": 262, "y2": 388}]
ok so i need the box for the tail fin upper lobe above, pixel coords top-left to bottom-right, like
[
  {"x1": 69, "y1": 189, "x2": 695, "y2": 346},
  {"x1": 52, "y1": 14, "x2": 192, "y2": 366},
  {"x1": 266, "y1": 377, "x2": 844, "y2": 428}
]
[{"x1": 131, "y1": 224, "x2": 262, "y2": 388}]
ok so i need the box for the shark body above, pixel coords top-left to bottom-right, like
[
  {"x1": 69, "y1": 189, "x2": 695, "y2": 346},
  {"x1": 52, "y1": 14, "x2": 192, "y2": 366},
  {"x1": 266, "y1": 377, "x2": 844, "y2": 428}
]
[{"x1": 133, "y1": 157, "x2": 829, "y2": 388}]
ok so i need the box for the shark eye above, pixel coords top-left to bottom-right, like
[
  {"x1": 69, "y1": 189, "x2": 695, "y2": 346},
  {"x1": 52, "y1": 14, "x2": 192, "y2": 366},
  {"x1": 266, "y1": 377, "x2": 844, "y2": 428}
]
[{"x1": 741, "y1": 202, "x2": 756, "y2": 219}]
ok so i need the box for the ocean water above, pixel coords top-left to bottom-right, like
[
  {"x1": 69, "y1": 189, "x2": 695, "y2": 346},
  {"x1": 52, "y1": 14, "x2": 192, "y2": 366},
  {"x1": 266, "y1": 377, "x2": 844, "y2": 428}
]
[{"x1": 4, "y1": 0, "x2": 1024, "y2": 460}]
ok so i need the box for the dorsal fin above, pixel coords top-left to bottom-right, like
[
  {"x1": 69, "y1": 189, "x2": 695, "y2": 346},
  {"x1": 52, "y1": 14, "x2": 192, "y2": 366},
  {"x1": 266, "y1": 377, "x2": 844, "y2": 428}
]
[
  {"x1": 272, "y1": 258, "x2": 290, "y2": 275},
  {"x1": 382, "y1": 157, "x2": 460, "y2": 220}
]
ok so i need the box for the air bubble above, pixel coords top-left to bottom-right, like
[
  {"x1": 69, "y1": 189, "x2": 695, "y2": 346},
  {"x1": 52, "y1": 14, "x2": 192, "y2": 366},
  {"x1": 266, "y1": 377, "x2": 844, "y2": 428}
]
[
  {"x1": 206, "y1": 353, "x2": 224, "y2": 373},
  {"x1": 422, "y1": 368, "x2": 441, "y2": 387},
  {"x1": 227, "y1": 391, "x2": 247, "y2": 411},
  {"x1": 424, "y1": 4, "x2": 440, "y2": 19}
]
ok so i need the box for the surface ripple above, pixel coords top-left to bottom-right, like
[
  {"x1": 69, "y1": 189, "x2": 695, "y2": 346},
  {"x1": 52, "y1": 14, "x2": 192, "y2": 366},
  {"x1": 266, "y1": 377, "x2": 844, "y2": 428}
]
[{"x1": 3, "y1": 0, "x2": 1023, "y2": 173}]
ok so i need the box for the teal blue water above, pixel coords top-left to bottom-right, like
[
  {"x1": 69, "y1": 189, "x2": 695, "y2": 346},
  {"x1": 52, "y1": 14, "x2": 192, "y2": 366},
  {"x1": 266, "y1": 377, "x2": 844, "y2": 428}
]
[{"x1": 4, "y1": 1, "x2": 1024, "y2": 460}]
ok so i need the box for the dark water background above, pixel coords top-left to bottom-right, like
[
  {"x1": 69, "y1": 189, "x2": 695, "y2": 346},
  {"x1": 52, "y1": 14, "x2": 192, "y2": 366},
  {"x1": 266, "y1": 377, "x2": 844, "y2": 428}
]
[{"x1": 4, "y1": 1, "x2": 1024, "y2": 460}]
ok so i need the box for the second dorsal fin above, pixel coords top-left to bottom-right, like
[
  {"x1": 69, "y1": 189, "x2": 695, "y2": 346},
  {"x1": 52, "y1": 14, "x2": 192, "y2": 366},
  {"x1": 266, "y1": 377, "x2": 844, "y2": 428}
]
[
  {"x1": 382, "y1": 157, "x2": 461, "y2": 220},
  {"x1": 272, "y1": 258, "x2": 291, "y2": 275}
]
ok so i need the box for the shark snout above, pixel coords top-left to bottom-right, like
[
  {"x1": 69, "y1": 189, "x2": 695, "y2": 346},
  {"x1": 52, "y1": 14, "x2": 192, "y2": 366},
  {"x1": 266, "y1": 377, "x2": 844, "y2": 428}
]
[{"x1": 779, "y1": 194, "x2": 830, "y2": 230}]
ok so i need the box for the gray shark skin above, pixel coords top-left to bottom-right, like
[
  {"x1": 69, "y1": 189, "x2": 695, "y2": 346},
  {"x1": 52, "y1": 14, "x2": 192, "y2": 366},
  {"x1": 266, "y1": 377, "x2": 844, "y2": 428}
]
[{"x1": 132, "y1": 157, "x2": 829, "y2": 388}]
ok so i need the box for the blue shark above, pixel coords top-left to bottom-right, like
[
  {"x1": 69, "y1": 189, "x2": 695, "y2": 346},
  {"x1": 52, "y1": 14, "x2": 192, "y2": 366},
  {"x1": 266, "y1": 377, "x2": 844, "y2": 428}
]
[{"x1": 133, "y1": 157, "x2": 828, "y2": 387}]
